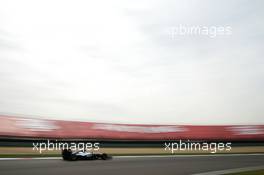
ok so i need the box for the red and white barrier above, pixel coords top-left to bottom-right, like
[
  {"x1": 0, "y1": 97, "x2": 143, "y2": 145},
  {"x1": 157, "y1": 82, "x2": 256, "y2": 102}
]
[{"x1": 0, "y1": 115, "x2": 263, "y2": 141}]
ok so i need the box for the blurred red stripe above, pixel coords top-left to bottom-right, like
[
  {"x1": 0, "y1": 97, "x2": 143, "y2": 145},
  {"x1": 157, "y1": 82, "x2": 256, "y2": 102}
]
[{"x1": 0, "y1": 115, "x2": 263, "y2": 141}]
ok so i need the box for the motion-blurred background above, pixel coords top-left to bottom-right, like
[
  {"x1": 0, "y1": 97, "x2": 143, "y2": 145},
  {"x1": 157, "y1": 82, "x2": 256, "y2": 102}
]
[{"x1": 0, "y1": 0, "x2": 263, "y2": 157}]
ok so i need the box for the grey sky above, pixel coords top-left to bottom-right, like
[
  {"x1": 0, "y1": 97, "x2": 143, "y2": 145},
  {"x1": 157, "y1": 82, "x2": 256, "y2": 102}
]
[{"x1": 0, "y1": 0, "x2": 263, "y2": 124}]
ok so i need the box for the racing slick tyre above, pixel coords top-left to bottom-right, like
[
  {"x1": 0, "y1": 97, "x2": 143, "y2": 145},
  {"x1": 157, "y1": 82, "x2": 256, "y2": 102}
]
[
  {"x1": 101, "y1": 153, "x2": 108, "y2": 160},
  {"x1": 62, "y1": 149, "x2": 72, "y2": 160}
]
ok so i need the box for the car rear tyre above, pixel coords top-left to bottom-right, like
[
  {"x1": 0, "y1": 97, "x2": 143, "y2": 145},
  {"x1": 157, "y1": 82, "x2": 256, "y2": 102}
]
[{"x1": 101, "y1": 153, "x2": 108, "y2": 160}]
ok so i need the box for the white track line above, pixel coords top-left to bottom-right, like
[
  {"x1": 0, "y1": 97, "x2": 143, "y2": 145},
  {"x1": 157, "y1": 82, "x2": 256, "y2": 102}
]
[
  {"x1": 0, "y1": 153, "x2": 263, "y2": 160},
  {"x1": 192, "y1": 165, "x2": 264, "y2": 175},
  {"x1": 0, "y1": 157, "x2": 61, "y2": 160},
  {"x1": 114, "y1": 153, "x2": 264, "y2": 158}
]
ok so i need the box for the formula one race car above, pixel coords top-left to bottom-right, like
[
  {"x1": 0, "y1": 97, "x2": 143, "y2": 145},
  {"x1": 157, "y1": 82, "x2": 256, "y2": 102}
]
[{"x1": 62, "y1": 149, "x2": 111, "y2": 161}]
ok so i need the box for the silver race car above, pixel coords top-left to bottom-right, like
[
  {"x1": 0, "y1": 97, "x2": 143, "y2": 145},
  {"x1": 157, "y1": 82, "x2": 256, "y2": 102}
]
[{"x1": 62, "y1": 149, "x2": 111, "y2": 161}]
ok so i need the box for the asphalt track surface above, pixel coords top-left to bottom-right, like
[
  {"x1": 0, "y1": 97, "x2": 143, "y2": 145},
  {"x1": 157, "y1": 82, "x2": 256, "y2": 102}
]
[{"x1": 0, "y1": 155, "x2": 264, "y2": 175}]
